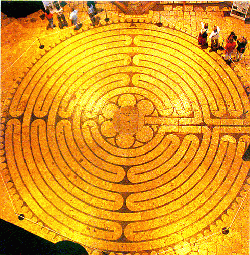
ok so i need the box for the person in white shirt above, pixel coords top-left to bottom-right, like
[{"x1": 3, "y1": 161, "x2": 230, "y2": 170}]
[
  {"x1": 70, "y1": 8, "x2": 82, "y2": 30},
  {"x1": 209, "y1": 25, "x2": 220, "y2": 51},
  {"x1": 70, "y1": 8, "x2": 78, "y2": 26}
]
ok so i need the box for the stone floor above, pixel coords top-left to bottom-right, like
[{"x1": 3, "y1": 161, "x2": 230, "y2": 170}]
[{"x1": 1, "y1": 2, "x2": 250, "y2": 255}]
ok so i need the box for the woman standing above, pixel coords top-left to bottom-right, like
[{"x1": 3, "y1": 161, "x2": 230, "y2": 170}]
[
  {"x1": 45, "y1": 9, "x2": 55, "y2": 29},
  {"x1": 224, "y1": 37, "x2": 236, "y2": 63},
  {"x1": 198, "y1": 22, "x2": 208, "y2": 48}
]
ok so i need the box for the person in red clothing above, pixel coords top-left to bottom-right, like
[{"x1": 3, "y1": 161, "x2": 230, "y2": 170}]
[
  {"x1": 224, "y1": 38, "x2": 236, "y2": 63},
  {"x1": 198, "y1": 22, "x2": 209, "y2": 48},
  {"x1": 45, "y1": 8, "x2": 56, "y2": 29}
]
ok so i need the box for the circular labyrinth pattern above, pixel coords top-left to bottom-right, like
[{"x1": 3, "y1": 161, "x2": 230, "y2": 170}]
[{"x1": 1, "y1": 23, "x2": 250, "y2": 253}]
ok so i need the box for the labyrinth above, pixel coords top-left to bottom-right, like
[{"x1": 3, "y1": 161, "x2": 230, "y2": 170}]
[{"x1": 1, "y1": 22, "x2": 250, "y2": 253}]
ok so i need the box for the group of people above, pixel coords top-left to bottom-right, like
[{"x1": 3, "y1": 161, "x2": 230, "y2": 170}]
[
  {"x1": 45, "y1": 5, "x2": 81, "y2": 30},
  {"x1": 44, "y1": 1, "x2": 100, "y2": 31},
  {"x1": 224, "y1": 32, "x2": 247, "y2": 63},
  {"x1": 45, "y1": 5, "x2": 248, "y2": 63},
  {"x1": 198, "y1": 22, "x2": 220, "y2": 51},
  {"x1": 198, "y1": 22, "x2": 248, "y2": 63},
  {"x1": 45, "y1": 2, "x2": 68, "y2": 30}
]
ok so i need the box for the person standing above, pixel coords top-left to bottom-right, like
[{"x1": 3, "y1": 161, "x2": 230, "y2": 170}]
[
  {"x1": 45, "y1": 8, "x2": 55, "y2": 29},
  {"x1": 87, "y1": 1, "x2": 97, "y2": 15},
  {"x1": 226, "y1": 31, "x2": 237, "y2": 43},
  {"x1": 198, "y1": 22, "x2": 209, "y2": 47},
  {"x1": 87, "y1": 1, "x2": 96, "y2": 26},
  {"x1": 70, "y1": 8, "x2": 81, "y2": 30},
  {"x1": 54, "y1": 2, "x2": 68, "y2": 29},
  {"x1": 224, "y1": 38, "x2": 236, "y2": 63},
  {"x1": 236, "y1": 36, "x2": 248, "y2": 61},
  {"x1": 87, "y1": 1, "x2": 100, "y2": 26},
  {"x1": 209, "y1": 25, "x2": 220, "y2": 51}
]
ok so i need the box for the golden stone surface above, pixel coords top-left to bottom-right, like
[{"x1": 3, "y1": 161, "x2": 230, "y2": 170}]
[{"x1": 1, "y1": 17, "x2": 250, "y2": 255}]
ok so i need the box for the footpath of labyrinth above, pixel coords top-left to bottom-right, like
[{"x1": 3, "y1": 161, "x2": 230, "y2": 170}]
[{"x1": 1, "y1": 22, "x2": 250, "y2": 253}]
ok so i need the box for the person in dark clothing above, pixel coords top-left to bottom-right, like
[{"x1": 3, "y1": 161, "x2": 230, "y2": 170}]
[
  {"x1": 198, "y1": 22, "x2": 208, "y2": 48},
  {"x1": 87, "y1": 1, "x2": 98, "y2": 25},
  {"x1": 226, "y1": 31, "x2": 237, "y2": 43},
  {"x1": 236, "y1": 36, "x2": 248, "y2": 61},
  {"x1": 54, "y1": 1, "x2": 68, "y2": 29},
  {"x1": 87, "y1": 1, "x2": 97, "y2": 12},
  {"x1": 87, "y1": 1, "x2": 103, "y2": 26}
]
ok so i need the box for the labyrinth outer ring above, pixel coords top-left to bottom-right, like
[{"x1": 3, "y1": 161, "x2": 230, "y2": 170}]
[{"x1": 2, "y1": 23, "x2": 250, "y2": 252}]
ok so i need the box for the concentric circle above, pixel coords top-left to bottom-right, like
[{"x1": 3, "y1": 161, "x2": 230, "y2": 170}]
[{"x1": 1, "y1": 23, "x2": 250, "y2": 253}]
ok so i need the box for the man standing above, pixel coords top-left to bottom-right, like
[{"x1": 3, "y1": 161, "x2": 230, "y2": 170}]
[
  {"x1": 54, "y1": 2, "x2": 68, "y2": 29},
  {"x1": 70, "y1": 8, "x2": 82, "y2": 30},
  {"x1": 209, "y1": 25, "x2": 220, "y2": 51},
  {"x1": 87, "y1": 1, "x2": 100, "y2": 26}
]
